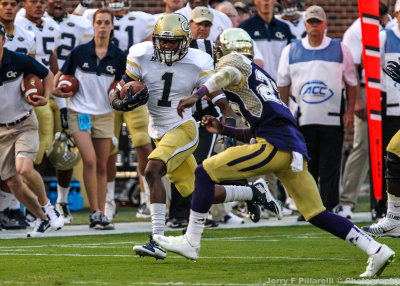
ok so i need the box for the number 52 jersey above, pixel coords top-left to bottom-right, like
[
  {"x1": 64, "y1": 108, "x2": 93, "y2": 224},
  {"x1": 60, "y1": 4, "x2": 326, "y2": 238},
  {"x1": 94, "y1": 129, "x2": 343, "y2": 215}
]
[{"x1": 125, "y1": 41, "x2": 214, "y2": 139}]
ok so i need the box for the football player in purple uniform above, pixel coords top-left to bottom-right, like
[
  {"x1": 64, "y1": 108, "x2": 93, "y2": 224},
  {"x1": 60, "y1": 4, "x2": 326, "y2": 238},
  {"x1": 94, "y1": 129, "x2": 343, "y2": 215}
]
[{"x1": 153, "y1": 28, "x2": 396, "y2": 278}]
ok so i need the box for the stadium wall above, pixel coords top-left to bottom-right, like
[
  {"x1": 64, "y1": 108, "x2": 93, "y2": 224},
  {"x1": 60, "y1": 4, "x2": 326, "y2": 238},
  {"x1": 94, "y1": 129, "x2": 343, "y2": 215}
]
[{"x1": 64, "y1": 0, "x2": 364, "y2": 39}]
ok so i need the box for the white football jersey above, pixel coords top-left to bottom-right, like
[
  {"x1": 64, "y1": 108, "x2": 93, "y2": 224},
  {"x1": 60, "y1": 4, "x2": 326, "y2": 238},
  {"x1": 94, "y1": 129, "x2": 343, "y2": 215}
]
[
  {"x1": 51, "y1": 14, "x2": 93, "y2": 68},
  {"x1": 126, "y1": 41, "x2": 215, "y2": 138},
  {"x1": 83, "y1": 9, "x2": 155, "y2": 53},
  {"x1": 15, "y1": 16, "x2": 60, "y2": 68},
  {"x1": 4, "y1": 25, "x2": 35, "y2": 55}
]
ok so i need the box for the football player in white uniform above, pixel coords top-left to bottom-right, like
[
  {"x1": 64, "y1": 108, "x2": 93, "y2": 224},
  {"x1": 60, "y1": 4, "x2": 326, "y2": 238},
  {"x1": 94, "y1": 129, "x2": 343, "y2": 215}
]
[
  {"x1": 43, "y1": 0, "x2": 93, "y2": 223},
  {"x1": 110, "y1": 14, "x2": 280, "y2": 260},
  {"x1": 79, "y1": 0, "x2": 156, "y2": 221},
  {"x1": 1, "y1": 0, "x2": 35, "y2": 55},
  {"x1": 111, "y1": 13, "x2": 215, "y2": 259}
]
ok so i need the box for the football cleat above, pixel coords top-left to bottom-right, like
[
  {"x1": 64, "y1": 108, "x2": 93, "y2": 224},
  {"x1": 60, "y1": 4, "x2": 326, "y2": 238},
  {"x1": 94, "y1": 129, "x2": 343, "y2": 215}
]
[
  {"x1": 246, "y1": 201, "x2": 261, "y2": 222},
  {"x1": 362, "y1": 217, "x2": 400, "y2": 238},
  {"x1": 133, "y1": 235, "x2": 167, "y2": 260},
  {"x1": 56, "y1": 203, "x2": 73, "y2": 224},
  {"x1": 10, "y1": 208, "x2": 30, "y2": 227},
  {"x1": 0, "y1": 208, "x2": 27, "y2": 230},
  {"x1": 334, "y1": 205, "x2": 353, "y2": 219},
  {"x1": 43, "y1": 203, "x2": 64, "y2": 230},
  {"x1": 360, "y1": 244, "x2": 395, "y2": 277},
  {"x1": 99, "y1": 215, "x2": 115, "y2": 230},
  {"x1": 136, "y1": 203, "x2": 151, "y2": 218},
  {"x1": 27, "y1": 218, "x2": 51, "y2": 238},
  {"x1": 89, "y1": 210, "x2": 102, "y2": 229},
  {"x1": 249, "y1": 179, "x2": 283, "y2": 220},
  {"x1": 153, "y1": 234, "x2": 200, "y2": 260}
]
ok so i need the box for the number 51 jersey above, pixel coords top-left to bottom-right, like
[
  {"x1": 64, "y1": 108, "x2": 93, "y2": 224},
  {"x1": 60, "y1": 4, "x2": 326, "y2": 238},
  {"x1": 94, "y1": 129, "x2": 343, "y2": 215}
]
[
  {"x1": 15, "y1": 15, "x2": 60, "y2": 68},
  {"x1": 125, "y1": 41, "x2": 214, "y2": 139}
]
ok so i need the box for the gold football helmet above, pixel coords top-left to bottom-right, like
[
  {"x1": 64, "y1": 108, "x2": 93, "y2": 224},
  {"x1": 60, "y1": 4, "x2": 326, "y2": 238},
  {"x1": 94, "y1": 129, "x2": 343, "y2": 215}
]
[
  {"x1": 153, "y1": 13, "x2": 191, "y2": 66},
  {"x1": 214, "y1": 28, "x2": 254, "y2": 63},
  {"x1": 102, "y1": 0, "x2": 131, "y2": 11},
  {"x1": 46, "y1": 130, "x2": 81, "y2": 171}
]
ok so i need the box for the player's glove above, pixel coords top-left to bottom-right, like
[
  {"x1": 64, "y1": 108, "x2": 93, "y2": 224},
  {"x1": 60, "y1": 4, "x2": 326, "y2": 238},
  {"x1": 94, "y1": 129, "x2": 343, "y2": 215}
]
[
  {"x1": 81, "y1": 0, "x2": 94, "y2": 7},
  {"x1": 112, "y1": 86, "x2": 148, "y2": 111},
  {"x1": 383, "y1": 61, "x2": 400, "y2": 84},
  {"x1": 60, "y1": 108, "x2": 68, "y2": 130}
]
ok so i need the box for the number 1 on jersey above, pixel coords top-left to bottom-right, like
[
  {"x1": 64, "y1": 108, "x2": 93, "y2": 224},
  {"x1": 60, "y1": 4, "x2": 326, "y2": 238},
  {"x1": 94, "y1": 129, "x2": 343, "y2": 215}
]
[{"x1": 158, "y1": 72, "x2": 173, "y2": 107}]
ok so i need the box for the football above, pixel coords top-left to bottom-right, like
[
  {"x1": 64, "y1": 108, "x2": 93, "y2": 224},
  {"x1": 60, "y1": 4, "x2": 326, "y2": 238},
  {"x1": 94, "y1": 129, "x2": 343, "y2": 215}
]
[
  {"x1": 120, "y1": 81, "x2": 147, "y2": 100},
  {"x1": 108, "y1": 80, "x2": 119, "y2": 97},
  {"x1": 57, "y1": 74, "x2": 79, "y2": 95},
  {"x1": 21, "y1": 74, "x2": 43, "y2": 102}
]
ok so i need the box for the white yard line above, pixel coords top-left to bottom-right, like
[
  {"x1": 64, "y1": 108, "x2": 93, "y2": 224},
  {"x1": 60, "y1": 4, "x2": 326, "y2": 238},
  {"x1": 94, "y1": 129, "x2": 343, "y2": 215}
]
[{"x1": 0, "y1": 252, "x2": 354, "y2": 261}]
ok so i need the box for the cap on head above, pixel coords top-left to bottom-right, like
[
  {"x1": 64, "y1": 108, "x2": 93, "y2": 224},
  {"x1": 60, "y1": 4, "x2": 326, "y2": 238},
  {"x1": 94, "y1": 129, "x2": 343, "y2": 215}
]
[
  {"x1": 305, "y1": 5, "x2": 326, "y2": 22},
  {"x1": 191, "y1": 6, "x2": 213, "y2": 23},
  {"x1": 234, "y1": 1, "x2": 251, "y2": 14}
]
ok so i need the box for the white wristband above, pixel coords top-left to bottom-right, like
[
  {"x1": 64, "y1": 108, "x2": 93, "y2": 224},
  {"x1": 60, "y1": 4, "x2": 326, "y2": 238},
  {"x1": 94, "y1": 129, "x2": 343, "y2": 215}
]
[
  {"x1": 74, "y1": 3, "x2": 87, "y2": 15},
  {"x1": 211, "y1": 93, "x2": 226, "y2": 104}
]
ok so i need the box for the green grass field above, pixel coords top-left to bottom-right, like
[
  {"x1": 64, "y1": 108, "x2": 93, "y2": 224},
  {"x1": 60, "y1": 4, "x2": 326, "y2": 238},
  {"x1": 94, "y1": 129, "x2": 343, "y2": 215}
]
[{"x1": 1, "y1": 222, "x2": 399, "y2": 286}]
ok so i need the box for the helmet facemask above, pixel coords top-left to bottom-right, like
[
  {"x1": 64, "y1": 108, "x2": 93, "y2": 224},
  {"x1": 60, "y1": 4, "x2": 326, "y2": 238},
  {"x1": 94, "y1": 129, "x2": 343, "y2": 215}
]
[{"x1": 152, "y1": 13, "x2": 191, "y2": 66}]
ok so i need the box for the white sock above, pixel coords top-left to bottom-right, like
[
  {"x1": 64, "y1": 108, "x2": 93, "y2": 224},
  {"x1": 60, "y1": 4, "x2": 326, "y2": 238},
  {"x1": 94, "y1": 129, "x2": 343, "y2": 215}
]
[
  {"x1": 185, "y1": 210, "x2": 208, "y2": 247},
  {"x1": 9, "y1": 194, "x2": 20, "y2": 210},
  {"x1": 56, "y1": 185, "x2": 70, "y2": 204},
  {"x1": 224, "y1": 185, "x2": 253, "y2": 202},
  {"x1": 345, "y1": 225, "x2": 382, "y2": 256},
  {"x1": 150, "y1": 203, "x2": 166, "y2": 235},
  {"x1": 141, "y1": 175, "x2": 150, "y2": 205},
  {"x1": 106, "y1": 181, "x2": 115, "y2": 203},
  {"x1": 0, "y1": 190, "x2": 12, "y2": 211}
]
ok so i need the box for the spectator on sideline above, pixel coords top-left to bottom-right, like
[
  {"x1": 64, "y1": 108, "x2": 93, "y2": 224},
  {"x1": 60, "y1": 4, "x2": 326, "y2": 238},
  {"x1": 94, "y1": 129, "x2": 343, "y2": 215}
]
[
  {"x1": 176, "y1": 0, "x2": 232, "y2": 41},
  {"x1": 77, "y1": 0, "x2": 156, "y2": 221},
  {"x1": 215, "y1": 1, "x2": 240, "y2": 27},
  {"x1": 234, "y1": 1, "x2": 252, "y2": 24},
  {"x1": 0, "y1": 23, "x2": 64, "y2": 237},
  {"x1": 53, "y1": 8, "x2": 126, "y2": 230},
  {"x1": 277, "y1": 6, "x2": 357, "y2": 216}
]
